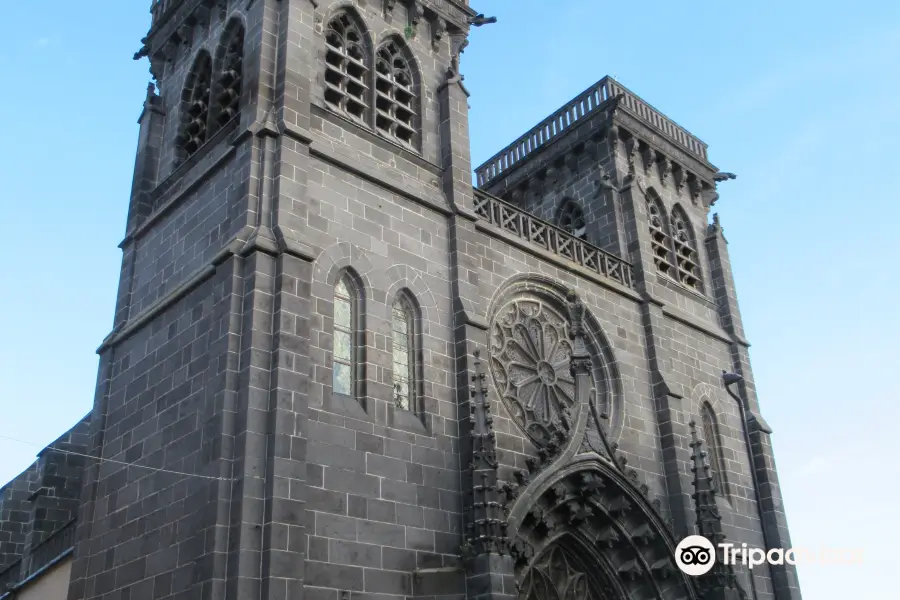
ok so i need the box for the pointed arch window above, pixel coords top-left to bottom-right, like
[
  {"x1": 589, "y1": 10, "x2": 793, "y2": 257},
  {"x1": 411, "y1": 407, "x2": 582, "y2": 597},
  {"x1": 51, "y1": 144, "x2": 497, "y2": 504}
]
[
  {"x1": 324, "y1": 12, "x2": 370, "y2": 123},
  {"x1": 391, "y1": 294, "x2": 417, "y2": 411},
  {"x1": 647, "y1": 195, "x2": 676, "y2": 277},
  {"x1": 558, "y1": 199, "x2": 587, "y2": 240},
  {"x1": 700, "y1": 402, "x2": 730, "y2": 499},
  {"x1": 333, "y1": 274, "x2": 358, "y2": 397},
  {"x1": 671, "y1": 206, "x2": 702, "y2": 291},
  {"x1": 178, "y1": 52, "x2": 213, "y2": 156},
  {"x1": 212, "y1": 21, "x2": 245, "y2": 132},
  {"x1": 375, "y1": 39, "x2": 418, "y2": 147}
]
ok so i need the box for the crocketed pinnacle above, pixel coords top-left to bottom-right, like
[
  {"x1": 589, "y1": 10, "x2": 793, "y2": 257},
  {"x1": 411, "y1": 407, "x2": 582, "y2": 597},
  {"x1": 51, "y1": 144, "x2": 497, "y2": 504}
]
[
  {"x1": 689, "y1": 421, "x2": 747, "y2": 600},
  {"x1": 689, "y1": 420, "x2": 724, "y2": 544}
]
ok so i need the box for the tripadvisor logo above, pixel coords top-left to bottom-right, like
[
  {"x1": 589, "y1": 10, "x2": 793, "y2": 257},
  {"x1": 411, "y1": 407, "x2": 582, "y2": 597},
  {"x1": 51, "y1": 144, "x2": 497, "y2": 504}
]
[
  {"x1": 675, "y1": 535, "x2": 716, "y2": 576},
  {"x1": 674, "y1": 535, "x2": 864, "y2": 576}
]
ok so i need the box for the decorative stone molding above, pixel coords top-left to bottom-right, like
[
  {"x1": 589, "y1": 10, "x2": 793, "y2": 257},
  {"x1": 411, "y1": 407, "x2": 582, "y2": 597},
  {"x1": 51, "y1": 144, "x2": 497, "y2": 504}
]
[
  {"x1": 626, "y1": 136, "x2": 640, "y2": 176},
  {"x1": 431, "y1": 16, "x2": 446, "y2": 50},
  {"x1": 674, "y1": 165, "x2": 689, "y2": 194},
  {"x1": 642, "y1": 145, "x2": 656, "y2": 173},
  {"x1": 688, "y1": 173, "x2": 702, "y2": 206},
  {"x1": 608, "y1": 123, "x2": 620, "y2": 157},
  {"x1": 658, "y1": 155, "x2": 672, "y2": 186}
]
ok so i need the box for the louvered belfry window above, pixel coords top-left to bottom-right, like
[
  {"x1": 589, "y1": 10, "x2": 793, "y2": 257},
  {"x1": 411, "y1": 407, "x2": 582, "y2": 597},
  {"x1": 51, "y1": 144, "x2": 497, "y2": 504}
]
[
  {"x1": 324, "y1": 13, "x2": 369, "y2": 122},
  {"x1": 671, "y1": 206, "x2": 702, "y2": 290},
  {"x1": 214, "y1": 25, "x2": 244, "y2": 130},
  {"x1": 375, "y1": 40, "x2": 417, "y2": 146},
  {"x1": 647, "y1": 197, "x2": 675, "y2": 277},
  {"x1": 179, "y1": 53, "x2": 213, "y2": 156}
]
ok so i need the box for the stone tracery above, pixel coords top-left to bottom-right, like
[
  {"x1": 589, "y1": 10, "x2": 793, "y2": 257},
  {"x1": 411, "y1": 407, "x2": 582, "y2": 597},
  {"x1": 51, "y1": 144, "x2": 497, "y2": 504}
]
[{"x1": 489, "y1": 297, "x2": 587, "y2": 448}]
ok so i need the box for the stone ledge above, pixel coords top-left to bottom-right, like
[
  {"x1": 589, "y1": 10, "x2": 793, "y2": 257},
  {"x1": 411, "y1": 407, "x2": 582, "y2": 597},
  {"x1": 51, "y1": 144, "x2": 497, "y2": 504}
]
[{"x1": 309, "y1": 139, "x2": 452, "y2": 218}]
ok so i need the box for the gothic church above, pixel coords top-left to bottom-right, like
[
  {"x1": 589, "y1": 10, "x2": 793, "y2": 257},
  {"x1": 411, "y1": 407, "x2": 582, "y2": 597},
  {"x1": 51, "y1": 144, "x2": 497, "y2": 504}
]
[{"x1": 0, "y1": 1, "x2": 803, "y2": 600}]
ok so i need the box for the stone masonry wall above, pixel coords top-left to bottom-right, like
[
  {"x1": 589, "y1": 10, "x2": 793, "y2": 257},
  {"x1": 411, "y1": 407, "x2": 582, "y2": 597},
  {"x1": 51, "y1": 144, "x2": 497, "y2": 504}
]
[
  {"x1": 301, "y1": 153, "x2": 463, "y2": 600},
  {"x1": 25, "y1": 416, "x2": 91, "y2": 554},
  {"x1": 67, "y1": 272, "x2": 234, "y2": 600},
  {"x1": 129, "y1": 156, "x2": 247, "y2": 316},
  {"x1": 0, "y1": 464, "x2": 40, "y2": 572}
]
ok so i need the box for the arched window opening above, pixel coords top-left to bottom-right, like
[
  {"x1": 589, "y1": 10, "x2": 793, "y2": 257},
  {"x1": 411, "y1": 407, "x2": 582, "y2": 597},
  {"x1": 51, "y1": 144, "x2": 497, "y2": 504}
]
[
  {"x1": 213, "y1": 23, "x2": 245, "y2": 131},
  {"x1": 647, "y1": 196, "x2": 675, "y2": 277},
  {"x1": 671, "y1": 206, "x2": 702, "y2": 291},
  {"x1": 701, "y1": 402, "x2": 729, "y2": 499},
  {"x1": 375, "y1": 39, "x2": 417, "y2": 147},
  {"x1": 333, "y1": 273, "x2": 358, "y2": 397},
  {"x1": 178, "y1": 53, "x2": 213, "y2": 156},
  {"x1": 558, "y1": 199, "x2": 587, "y2": 240},
  {"x1": 324, "y1": 12, "x2": 369, "y2": 123},
  {"x1": 391, "y1": 294, "x2": 416, "y2": 411}
]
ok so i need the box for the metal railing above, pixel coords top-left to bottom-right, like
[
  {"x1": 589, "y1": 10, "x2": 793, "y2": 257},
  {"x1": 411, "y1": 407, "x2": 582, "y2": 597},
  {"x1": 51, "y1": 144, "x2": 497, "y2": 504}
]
[
  {"x1": 473, "y1": 190, "x2": 634, "y2": 289},
  {"x1": 22, "y1": 520, "x2": 76, "y2": 579},
  {"x1": 474, "y1": 76, "x2": 708, "y2": 187},
  {"x1": 0, "y1": 560, "x2": 20, "y2": 594}
]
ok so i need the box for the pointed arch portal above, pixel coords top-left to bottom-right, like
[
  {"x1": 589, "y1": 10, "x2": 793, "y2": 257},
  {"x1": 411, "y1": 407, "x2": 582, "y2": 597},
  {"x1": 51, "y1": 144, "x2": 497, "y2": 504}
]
[
  {"x1": 509, "y1": 461, "x2": 698, "y2": 600},
  {"x1": 486, "y1": 285, "x2": 701, "y2": 600}
]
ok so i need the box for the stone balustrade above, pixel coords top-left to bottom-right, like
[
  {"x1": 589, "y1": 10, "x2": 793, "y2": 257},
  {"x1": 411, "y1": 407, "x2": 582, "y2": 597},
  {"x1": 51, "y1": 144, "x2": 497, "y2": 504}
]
[
  {"x1": 475, "y1": 76, "x2": 708, "y2": 187},
  {"x1": 473, "y1": 190, "x2": 635, "y2": 289}
]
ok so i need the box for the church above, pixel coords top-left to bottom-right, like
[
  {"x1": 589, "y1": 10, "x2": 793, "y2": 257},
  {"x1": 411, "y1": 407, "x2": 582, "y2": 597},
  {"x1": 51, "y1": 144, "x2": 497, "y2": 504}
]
[{"x1": 0, "y1": 1, "x2": 803, "y2": 600}]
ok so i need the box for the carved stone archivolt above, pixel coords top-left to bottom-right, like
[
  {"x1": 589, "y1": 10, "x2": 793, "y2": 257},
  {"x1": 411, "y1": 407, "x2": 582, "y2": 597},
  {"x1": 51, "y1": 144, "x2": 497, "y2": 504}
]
[
  {"x1": 489, "y1": 297, "x2": 594, "y2": 449},
  {"x1": 511, "y1": 466, "x2": 697, "y2": 600}
]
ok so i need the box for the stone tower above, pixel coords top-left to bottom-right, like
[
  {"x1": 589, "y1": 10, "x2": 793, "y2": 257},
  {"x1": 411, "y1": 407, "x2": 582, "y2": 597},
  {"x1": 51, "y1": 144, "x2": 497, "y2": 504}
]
[{"x1": 64, "y1": 2, "x2": 802, "y2": 600}]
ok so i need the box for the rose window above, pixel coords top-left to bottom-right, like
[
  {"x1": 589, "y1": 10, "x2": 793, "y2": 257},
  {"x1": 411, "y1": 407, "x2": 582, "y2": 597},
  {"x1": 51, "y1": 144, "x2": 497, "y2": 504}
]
[{"x1": 489, "y1": 298, "x2": 595, "y2": 447}]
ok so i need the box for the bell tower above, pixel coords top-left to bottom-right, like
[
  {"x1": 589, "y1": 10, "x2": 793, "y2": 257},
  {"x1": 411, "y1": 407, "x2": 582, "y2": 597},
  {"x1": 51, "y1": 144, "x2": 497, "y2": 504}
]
[{"x1": 68, "y1": 1, "x2": 493, "y2": 600}]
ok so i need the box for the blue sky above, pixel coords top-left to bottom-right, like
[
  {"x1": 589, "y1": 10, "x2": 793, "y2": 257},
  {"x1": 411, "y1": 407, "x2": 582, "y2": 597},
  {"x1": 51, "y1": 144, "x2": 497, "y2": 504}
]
[{"x1": 1, "y1": 1, "x2": 897, "y2": 597}]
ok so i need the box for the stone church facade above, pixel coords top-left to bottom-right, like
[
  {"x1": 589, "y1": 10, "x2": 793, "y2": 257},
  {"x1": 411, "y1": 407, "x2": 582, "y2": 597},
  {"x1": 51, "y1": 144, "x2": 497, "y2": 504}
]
[{"x1": 0, "y1": 1, "x2": 803, "y2": 600}]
